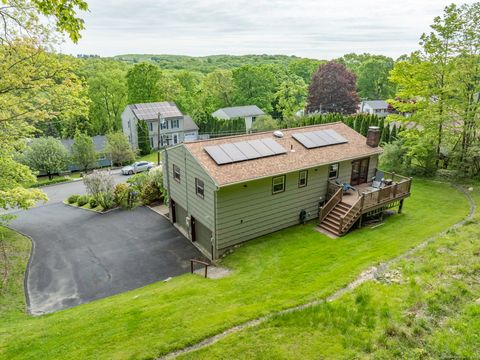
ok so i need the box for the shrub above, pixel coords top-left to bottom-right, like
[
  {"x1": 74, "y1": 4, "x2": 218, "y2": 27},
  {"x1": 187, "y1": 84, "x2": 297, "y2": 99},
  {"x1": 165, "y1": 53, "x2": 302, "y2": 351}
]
[
  {"x1": 67, "y1": 194, "x2": 79, "y2": 204},
  {"x1": 114, "y1": 183, "x2": 129, "y2": 205},
  {"x1": 141, "y1": 181, "x2": 162, "y2": 205},
  {"x1": 77, "y1": 195, "x2": 89, "y2": 206},
  {"x1": 83, "y1": 170, "x2": 116, "y2": 209},
  {"x1": 89, "y1": 197, "x2": 98, "y2": 208}
]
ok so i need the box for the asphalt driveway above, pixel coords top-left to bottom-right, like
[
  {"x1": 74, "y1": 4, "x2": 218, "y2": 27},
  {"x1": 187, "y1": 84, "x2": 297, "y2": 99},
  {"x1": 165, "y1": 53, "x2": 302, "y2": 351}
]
[{"x1": 10, "y1": 203, "x2": 204, "y2": 315}]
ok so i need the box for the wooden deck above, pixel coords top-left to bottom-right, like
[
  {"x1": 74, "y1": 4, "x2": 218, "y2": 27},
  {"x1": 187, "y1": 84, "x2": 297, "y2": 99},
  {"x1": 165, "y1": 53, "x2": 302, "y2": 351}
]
[{"x1": 318, "y1": 171, "x2": 412, "y2": 236}]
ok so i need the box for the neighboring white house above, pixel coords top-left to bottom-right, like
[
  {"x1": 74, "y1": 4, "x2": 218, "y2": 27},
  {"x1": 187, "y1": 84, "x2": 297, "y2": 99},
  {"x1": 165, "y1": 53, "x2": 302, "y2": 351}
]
[
  {"x1": 212, "y1": 105, "x2": 265, "y2": 132},
  {"x1": 121, "y1": 102, "x2": 199, "y2": 149},
  {"x1": 359, "y1": 100, "x2": 389, "y2": 117}
]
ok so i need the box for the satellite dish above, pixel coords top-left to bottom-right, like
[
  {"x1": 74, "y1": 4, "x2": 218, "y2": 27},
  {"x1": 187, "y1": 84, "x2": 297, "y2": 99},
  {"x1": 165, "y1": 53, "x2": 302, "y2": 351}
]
[{"x1": 273, "y1": 130, "x2": 284, "y2": 138}]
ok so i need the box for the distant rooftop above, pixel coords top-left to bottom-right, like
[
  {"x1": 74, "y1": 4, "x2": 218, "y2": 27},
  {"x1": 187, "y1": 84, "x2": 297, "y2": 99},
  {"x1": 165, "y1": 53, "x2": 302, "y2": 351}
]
[
  {"x1": 212, "y1": 105, "x2": 265, "y2": 120},
  {"x1": 183, "y1": 115, "x2": 199, "y2": 131},
  {"x1": 128, "y1": 102, "x2": 183, "y2": 120},
  {"x1": 362, "y1": 100, "x2": 389, "y2": 110},
  {"x1": 62, "y1": 135, "x2": 107, "y2": 152}
]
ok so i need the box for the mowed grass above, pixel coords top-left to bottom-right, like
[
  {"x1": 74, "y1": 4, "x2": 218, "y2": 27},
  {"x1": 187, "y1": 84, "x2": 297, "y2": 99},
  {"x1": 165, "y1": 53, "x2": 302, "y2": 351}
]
[
  {"x1": 137, "y1": 150, "x2": 161, "y2": 163},
  {"x1": 180, "y1": 187, "x2": 480, "y2": 360},
  {"x1": 0, "y1": 180, "x2": 470, "y2": 359}
]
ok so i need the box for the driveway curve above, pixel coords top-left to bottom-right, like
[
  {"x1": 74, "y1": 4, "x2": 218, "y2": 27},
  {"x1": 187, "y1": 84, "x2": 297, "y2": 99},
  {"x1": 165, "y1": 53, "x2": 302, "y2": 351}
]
[{"x1": 10, "y1": 203, "x2": 203, "y2": 315}]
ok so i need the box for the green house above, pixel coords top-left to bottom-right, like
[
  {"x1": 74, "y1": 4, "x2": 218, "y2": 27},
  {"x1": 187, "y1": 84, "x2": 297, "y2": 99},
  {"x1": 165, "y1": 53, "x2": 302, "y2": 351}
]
[{"x1": 163, "y1": 122, "x2": 411, "y2": 259}]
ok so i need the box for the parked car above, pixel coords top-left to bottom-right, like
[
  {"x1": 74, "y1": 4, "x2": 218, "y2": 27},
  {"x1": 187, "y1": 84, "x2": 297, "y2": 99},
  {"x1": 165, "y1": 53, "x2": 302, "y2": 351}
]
[{"x1": 121, "y1": 161, "x2": 154, "y2": 175}]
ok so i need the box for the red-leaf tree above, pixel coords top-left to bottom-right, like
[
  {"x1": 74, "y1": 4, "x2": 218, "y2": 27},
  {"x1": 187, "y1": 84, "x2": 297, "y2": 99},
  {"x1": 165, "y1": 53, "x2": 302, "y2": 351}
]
[{"x1": 306, "y1": 61, "x2": 359, "y2": 115}]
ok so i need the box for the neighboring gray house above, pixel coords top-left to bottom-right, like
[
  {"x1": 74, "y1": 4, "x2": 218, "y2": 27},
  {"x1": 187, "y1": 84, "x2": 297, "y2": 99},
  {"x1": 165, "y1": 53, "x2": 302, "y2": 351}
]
[
  {"x1": 61, "y1": 135, "x2": 111, "y2": 171},
  {"x1": 359, "y1": 100, "x2": 389, "y2": 117},
  {"x1": 163, "y1": 122, "x2": 411, "y2": 259},
  {"x1": 212, "y1": 105, "x2": 265, "y2": 132},
  {"x1": 121, "y1": 102, "x2": 199, "y2": 150}
]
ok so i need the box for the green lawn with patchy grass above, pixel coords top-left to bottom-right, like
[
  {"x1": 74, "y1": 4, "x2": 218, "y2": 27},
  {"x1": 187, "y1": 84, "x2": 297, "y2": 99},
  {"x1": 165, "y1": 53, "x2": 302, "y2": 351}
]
[
  {"x1": 179, "y1": 187, "x2": 480, "y2": 360},
  {"x1": 0, "y1": 180, "x2": 470, "y2": 359}
]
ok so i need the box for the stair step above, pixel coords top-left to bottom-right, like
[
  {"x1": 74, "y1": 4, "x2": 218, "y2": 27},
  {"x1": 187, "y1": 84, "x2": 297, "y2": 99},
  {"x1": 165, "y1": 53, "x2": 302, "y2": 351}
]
[
  {"x1": 331, "y1": 209, "x2": 347, "y2": 217},
  {"x1": 323, "y1": 218, "x2": 340, "y2": 229},
  {"x1": 319, "y1": 223, "x2": 341, "y2": 235}
]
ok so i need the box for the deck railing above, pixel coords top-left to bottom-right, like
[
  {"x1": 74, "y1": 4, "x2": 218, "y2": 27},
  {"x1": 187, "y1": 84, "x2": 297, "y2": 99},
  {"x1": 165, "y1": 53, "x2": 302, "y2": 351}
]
[
  {"x1": 319, "y1": 185, "x2": 343, "y2": 223},
  {"x1": 339, "y1": 195, "x2": 364, "y2": 233},
  {"x1": 362, "y1": 173, "x2": 412, "y2": 211}
]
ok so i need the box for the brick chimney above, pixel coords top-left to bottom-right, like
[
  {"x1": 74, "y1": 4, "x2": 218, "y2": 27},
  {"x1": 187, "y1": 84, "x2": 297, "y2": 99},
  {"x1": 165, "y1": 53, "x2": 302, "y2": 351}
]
[{"x1": 366, "y1": 126, "x2": 381, "y2": 147}]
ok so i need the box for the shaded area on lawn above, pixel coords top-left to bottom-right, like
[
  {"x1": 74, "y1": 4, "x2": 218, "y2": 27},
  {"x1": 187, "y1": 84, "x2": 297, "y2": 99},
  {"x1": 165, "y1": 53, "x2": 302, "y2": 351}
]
[{"x1": 0, "y1": 180, "x2": 470, "y2": 359}]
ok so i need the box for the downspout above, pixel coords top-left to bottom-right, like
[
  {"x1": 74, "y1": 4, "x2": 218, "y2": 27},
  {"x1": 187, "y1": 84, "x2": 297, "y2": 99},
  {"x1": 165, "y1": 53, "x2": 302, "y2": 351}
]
[
  {"x1": 213, "y1": 188, "x2": 218, "y2": 261},
  {"x1": 165, "y1": 147, "x2": 171, "y2": 220}
]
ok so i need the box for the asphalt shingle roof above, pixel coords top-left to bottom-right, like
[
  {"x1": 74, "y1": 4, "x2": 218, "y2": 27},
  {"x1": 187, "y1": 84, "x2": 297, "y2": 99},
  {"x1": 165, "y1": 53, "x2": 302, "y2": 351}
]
[
  {"x1": 184, "y1": 122, "x2": 382, "y2": 187},
  {"x1": 363, "y1": 100, "x2": 389, "y2": 110},
  {"x1": 212, "y1": 105, "x2": 265, "y2": 119}
]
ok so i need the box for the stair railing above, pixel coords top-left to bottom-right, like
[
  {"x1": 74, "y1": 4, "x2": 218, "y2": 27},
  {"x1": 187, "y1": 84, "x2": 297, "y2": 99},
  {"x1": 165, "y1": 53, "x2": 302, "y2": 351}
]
[
  {"x1": 339, "y1": 194, "x2": 364, "y2": 234},
  {"x1": 319, "y1": 186, "x2": 343, "y2": 223}
]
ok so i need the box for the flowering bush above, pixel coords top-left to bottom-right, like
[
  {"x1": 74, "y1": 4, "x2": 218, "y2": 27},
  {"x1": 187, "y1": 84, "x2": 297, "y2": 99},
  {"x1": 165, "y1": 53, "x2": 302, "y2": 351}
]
[{"x1": 83, "y1": 170, "x2": 115, "y2": 209}]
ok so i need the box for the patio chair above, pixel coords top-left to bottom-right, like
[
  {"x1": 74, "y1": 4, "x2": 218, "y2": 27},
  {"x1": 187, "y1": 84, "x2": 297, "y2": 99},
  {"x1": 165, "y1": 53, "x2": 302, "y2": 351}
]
[
  {"x1": 336, "y1": 180, "x2": 356, "y2": 194},
  {"x1": 372, "y1": 170, "x2": 385, "y2": 189}
]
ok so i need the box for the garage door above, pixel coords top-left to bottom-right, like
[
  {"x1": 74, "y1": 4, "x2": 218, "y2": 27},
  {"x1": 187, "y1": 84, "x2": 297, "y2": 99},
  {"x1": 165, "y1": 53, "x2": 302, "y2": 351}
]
[
  {"x1": 192, "y1": 217, "x2": 212, "y2": 257},
  {"x1": 173, "y1": 201, "x2": 188, "y2": 233}
]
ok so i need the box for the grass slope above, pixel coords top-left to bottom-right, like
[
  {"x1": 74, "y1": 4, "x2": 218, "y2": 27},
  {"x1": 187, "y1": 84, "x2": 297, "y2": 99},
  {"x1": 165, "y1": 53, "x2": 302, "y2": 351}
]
[
  {"x1": 180, "y1": 187, "x2": 480, "y2": 359},
  {"x1": 0, "y1": 180, "x2": 470, "y2": 359}
]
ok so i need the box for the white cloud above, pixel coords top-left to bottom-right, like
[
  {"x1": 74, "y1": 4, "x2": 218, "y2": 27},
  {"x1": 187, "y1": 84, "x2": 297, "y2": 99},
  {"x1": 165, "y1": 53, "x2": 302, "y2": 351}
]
[{"x1": 58, "y1": 0, "x2": 477, "y2": 59}]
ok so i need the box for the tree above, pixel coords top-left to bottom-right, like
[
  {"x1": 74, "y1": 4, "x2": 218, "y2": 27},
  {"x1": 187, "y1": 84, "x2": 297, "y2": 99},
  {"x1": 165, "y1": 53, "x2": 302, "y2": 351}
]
[
  {"x1": 198, "y1": 69, "x2": 234, "y2": 113},
  {"x1": 232, "y1": 64, "x2": 285, "y2": 113},
  {"x1": 137, "y1": 121, "x2": 151, "y2": 156},
  {"x1": 307, "y1": 61, "x2": 359, "y2": 114},
  {"x1": 22, "y1": 137, "x2": 70, "y2": 180},
  {"x1": 126, "y1": 62, "x2": 161, "y2": 104},
  {"x1": 287, "y1": 58, "x2": 323, "y2": 84},
  {"x1": 357, "y1": 56, "x2": 396, "y2": 99},
  {"x1": 71, "y1": 132, "x2": 98, "y2": 172},
  {"x1": 0, "y1": 0, "x2": 88, "y2": 218},
  {"x1": 83, "y1": 60, "x2": 128, "y2": 135},
  {"x1": 251, "y1": 115, "x2": 279, "y2": 132},
  {"x1": 105, "y1": 132, "x2": 135, "y2": 166},
  {"x1": 275, "y1": 75, "x2": 307, "y2": 119}
]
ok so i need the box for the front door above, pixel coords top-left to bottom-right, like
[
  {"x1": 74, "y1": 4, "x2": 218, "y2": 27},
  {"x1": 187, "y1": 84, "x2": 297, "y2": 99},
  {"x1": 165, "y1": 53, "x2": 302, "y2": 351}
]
[{"x1": 351, "y1": 158, "x2": 370, "y2": 185}]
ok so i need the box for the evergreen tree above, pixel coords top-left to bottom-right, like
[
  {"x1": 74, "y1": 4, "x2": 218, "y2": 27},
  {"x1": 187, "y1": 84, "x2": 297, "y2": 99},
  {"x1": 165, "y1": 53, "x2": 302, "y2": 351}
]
[{"x1": 137, "y1": 121, "x2": 151, "y2": 156}]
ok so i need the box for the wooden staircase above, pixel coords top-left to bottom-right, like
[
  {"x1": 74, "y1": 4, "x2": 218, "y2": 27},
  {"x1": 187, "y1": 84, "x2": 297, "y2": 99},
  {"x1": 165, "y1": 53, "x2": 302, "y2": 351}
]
[{"x1": 319, "y1": 201, "x2": 352, "y2": 236}]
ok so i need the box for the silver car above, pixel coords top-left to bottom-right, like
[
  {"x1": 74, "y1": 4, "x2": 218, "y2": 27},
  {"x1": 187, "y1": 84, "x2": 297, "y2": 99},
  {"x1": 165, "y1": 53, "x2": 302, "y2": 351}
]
[{"x1": 121, "y1": 161, "x2": 154, "y2": 175}]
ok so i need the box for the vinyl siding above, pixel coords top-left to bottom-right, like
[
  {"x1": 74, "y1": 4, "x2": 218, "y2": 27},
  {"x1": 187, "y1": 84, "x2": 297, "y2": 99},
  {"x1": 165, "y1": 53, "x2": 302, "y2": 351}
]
[
  {"x1": 164, "y1": 145, "x2": 215, "y2": 244},
  {"x1": 215, "y1": 154, "x2": 379, "y2": 251},
  {"x1": 216, "y1": 165, "x2": 329, "y2": 250}
]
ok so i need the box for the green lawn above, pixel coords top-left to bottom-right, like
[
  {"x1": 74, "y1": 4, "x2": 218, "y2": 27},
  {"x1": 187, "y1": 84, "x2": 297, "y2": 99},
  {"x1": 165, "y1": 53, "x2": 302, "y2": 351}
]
[
  {"x1": 137, "y1": 150, "x2": 161, "y2": 163},
  {"x1": 180, "y1": 187, "x2": 480, "y2": 360},
  {"x1": 0, "y1": 180, "x2": 470, "y2": 359}
]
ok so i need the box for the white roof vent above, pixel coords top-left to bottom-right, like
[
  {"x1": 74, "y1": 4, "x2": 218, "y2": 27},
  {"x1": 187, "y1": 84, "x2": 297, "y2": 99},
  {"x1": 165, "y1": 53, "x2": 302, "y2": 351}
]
[{"x1": 273, "y1": 130, "x2": 284, "y2": 138}]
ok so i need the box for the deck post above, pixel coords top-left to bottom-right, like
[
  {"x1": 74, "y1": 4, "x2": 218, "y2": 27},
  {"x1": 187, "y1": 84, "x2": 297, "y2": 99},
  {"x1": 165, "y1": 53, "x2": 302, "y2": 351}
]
[
  {"x1": 357, "y1": 214, "x2": 363, "y2": 229},
  {"x1": 398, "y1": 199, "x2": 404, "y2": 214}
]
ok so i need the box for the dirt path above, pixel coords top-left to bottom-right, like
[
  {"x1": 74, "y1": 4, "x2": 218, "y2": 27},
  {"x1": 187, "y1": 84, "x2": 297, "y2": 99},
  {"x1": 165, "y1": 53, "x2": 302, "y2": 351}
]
[{"x1": 159, "y1": 185, "x2": 475, "y2": 360}]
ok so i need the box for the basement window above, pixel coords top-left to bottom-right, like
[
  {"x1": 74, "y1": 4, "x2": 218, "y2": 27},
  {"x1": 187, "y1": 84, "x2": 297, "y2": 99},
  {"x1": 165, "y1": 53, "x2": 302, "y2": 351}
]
[
  {"x1": 173, "y1": 164, "x2": 181, "y2": 182},
  {"x1": 298, "y1": 170, "x2": 308, "y2": 188},
  {"x1": 328, "y1": 163, "x2": 339, "y2": 179},
  {"x1": 195, "y1": 178, "x2": 204, "y2": 199},
  {"x1": 272, "y1": 175, "x2": 286, "y2": 194}
]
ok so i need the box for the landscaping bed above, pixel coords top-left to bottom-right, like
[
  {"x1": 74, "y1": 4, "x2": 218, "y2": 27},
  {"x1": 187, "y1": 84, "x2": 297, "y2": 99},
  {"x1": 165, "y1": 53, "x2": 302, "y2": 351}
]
[{"x1": 0, "y1": 180, "x2": 471, "y2": 359}]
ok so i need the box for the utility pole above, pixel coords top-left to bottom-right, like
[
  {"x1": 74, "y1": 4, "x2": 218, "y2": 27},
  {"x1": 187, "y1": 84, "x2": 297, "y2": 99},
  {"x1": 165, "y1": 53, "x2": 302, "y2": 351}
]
[{"x1": 157, "y1": 113, "x2": 165, "y2": 165}]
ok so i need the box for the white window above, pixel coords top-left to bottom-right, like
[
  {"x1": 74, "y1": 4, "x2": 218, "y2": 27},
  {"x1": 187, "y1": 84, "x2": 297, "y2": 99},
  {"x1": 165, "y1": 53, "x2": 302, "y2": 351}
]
[
  {"x1": 298, "y1": 170, "x2": 308, "y2": 188},
  {"x1": 148, "y1": 122, "x2": 153, "y2": 131},
  {"x1": 329, "y1": 163, "x2": 339, "y2": 179},
  {"x1": 272, "y1": 175, "x2": 286, "y2": 194},
  {"x1": 173, "y1": 164, "x2": 181, "y2": 182},
  {"x1": 171, "y1": 119, "x2": 180, "y2": 128},
  {"x1": 195, "y1": 178, "x2": 204, "y2": 199},
  {"x1": 160, "y1": 120, "x2": 169, "y2": 130},
  {"x1": 150, "y1": 137, "x2": 154, "y2": 148}
]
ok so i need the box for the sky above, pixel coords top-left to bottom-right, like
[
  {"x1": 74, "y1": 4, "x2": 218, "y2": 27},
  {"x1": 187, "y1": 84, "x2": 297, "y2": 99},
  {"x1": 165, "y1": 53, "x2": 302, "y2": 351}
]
[{"x1": 59, "y1": 0, "x2": 475, "y2": 59}]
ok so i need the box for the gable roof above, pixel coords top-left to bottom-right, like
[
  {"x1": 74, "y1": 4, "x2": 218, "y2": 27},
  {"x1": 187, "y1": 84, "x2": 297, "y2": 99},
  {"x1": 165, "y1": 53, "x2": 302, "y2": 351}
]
[
  {"x1": 362, "y1": 100, "x2": 389, "y2": 110},
  {"x1": 212, "y1": 105, "x2": 265, "y2": 119},
  {"x1": 128, "y1": 102, "x2": 183, "y2": 120},
  {"x1": 183, "y1": 115, "x2": 199, "y2": 131},
  {"x1": 62, "y1": 135, "x2": 107, "y2": 152},
  {"x1": 183, "y1": 122, "x2": 382, "y2": 187}
]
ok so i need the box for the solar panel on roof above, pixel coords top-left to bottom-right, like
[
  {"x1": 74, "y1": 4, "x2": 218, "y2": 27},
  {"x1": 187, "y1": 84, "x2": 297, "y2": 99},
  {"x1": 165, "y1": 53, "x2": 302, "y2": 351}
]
[
  {"x1": 204, "y1": 146, "x2": 232, "y2": 165},
  {"x1": 204, "y1": 138, "x2": 286, "y2": 165},
  {"x1": 233, "y1": 141, "x2": 262, "y2": 159},
  {"x1": 247, "y1": 140, "x2": 275, "y2": 157},
  {"x1": 293, "y1": 130, "x2": 348, "y2": 149},
  {"x1": 219, "y1": 143, "x2": 248, "y2": 162},
  {"x1": 261, "y1": 138, "x2": 288, "y2": 155}
]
